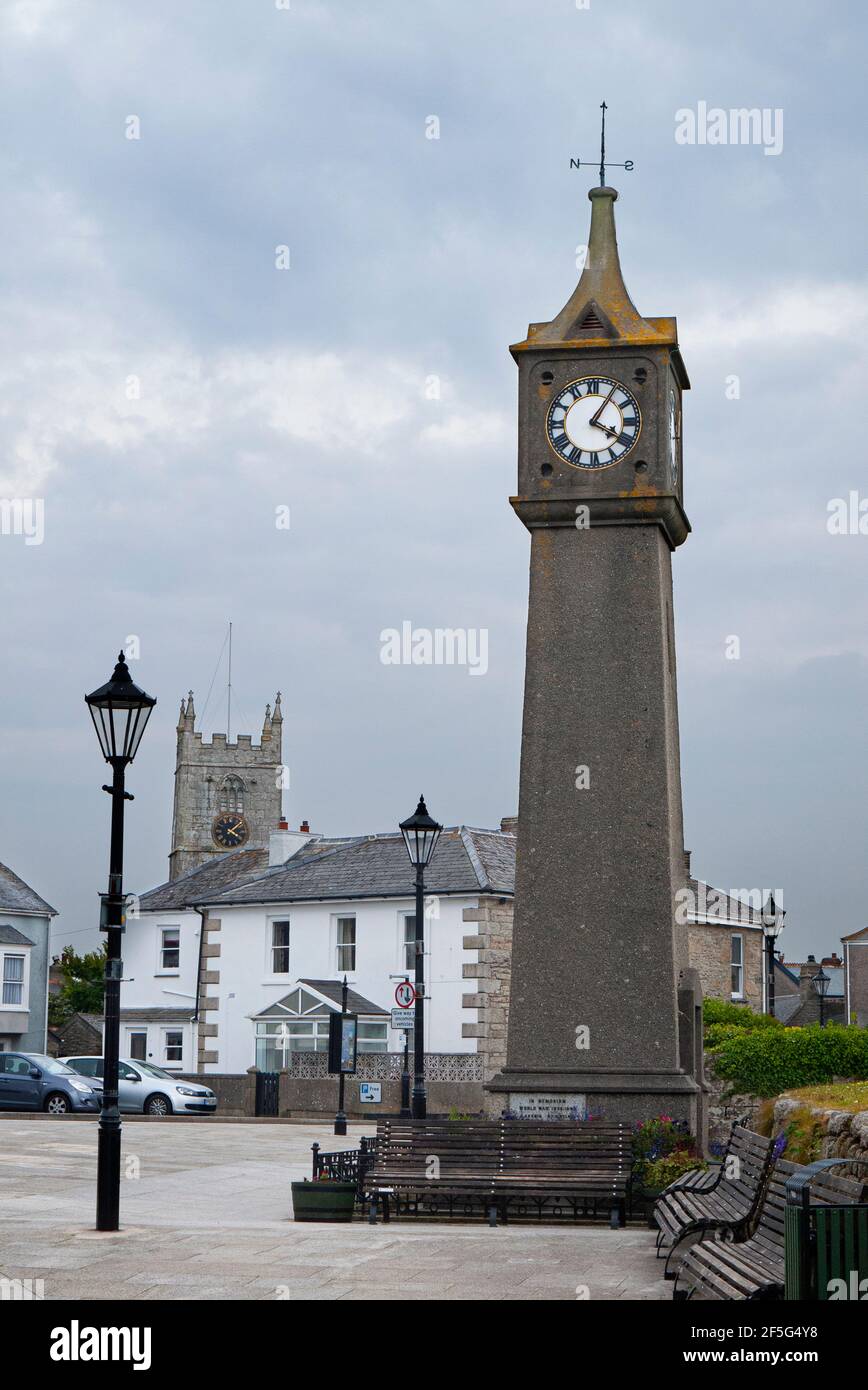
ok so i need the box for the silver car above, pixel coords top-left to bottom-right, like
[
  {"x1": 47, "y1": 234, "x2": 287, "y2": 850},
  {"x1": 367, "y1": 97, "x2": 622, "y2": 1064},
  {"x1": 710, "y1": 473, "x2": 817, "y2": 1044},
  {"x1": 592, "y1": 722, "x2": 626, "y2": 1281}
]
[{"x1": 61, "y1": 1056, "x2": 217, "y2": 1117}]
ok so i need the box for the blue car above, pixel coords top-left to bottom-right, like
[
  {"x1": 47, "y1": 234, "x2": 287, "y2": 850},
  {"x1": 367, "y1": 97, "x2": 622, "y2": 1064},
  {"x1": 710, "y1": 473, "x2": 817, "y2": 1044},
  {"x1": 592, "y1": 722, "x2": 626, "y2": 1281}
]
[{"x1": 0, "y1": 1052, "x2": 101, "y2": 1114}]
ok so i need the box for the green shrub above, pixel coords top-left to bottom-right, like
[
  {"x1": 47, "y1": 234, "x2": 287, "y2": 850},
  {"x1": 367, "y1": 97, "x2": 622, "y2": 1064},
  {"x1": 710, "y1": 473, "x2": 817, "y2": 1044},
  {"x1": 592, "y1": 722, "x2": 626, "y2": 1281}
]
[
  {"x1": 641, "y1": 1150, "x2": 707, "y2": 1192},
  {"x1": 780, "y1": 1105, "x2": 826, "y2": 1164},
  {"x1": 711, "y1": 1023, "x2": 868, "y2": 1098},
  {"x1": 702, "y1": 998, "x2": 781, "y2": 1030}
]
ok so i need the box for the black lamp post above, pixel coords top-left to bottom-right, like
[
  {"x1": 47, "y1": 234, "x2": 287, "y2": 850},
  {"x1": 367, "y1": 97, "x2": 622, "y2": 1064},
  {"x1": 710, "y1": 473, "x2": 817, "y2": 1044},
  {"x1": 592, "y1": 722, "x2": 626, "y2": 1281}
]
[
  {"x1": 761, "y1": 893, "x2": 786, "y2": 1018},
  {"x1": 85, "y1": 651, "x2": 156, "y2": 1232},
  {"x1": 814, "y1": 967, "x2": 830, "y2": 1028},
  {"x1": 399, "y1": 796, "x2": 442, "y2": 1120}
]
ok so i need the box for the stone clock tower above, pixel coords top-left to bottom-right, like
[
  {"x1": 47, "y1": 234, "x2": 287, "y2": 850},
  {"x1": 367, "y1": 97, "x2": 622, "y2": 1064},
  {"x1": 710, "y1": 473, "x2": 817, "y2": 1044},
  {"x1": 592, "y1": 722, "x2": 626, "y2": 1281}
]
[
  {"x1": 488, "y1": 184, "x2": 703, "y2": 1127},
  {"x1": 168, "y1": 691, "x2": 284, "y2": 880}
]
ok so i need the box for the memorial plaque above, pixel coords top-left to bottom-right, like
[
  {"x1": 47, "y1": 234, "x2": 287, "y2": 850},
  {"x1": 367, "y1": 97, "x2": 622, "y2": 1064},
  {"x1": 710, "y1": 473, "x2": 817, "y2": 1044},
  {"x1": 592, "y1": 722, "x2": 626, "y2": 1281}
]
[{"x1": 510, "y1": 1093, "x2": 586, "y2": 1121}]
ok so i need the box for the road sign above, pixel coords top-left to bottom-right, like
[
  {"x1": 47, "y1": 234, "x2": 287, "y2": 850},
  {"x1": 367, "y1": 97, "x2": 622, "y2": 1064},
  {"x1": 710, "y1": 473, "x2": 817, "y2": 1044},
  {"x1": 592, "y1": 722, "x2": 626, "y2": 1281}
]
[
  {"x1": 394, "y1": 981, "x2": 416, "y2": 1008},
  {"x1": 391, "y1": 1007, "x2": 414, "y2": 1030}
]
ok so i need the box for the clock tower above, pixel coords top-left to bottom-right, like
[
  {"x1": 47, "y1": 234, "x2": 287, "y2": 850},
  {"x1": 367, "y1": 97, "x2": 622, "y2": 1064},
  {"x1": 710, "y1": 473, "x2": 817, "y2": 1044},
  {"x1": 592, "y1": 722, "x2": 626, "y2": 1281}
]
[
  {"x1": 488, "y1": 181, "x2": 703, "y2": 1126},
  {"x1": 168, "y1": 691, "x2": 284, "y2": 881}
]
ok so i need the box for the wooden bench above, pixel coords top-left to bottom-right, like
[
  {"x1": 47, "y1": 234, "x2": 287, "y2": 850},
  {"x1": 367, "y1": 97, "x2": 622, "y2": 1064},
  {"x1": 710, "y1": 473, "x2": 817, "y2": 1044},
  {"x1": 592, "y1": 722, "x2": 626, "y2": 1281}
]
[
  {"x1": 654, "y1": 1125, "x2": 774, "y2": 1275},
  {"x1": 365, "y1": 1117, "x2": 633, "y2": 1226},
  {"x1": 659, "y1": 1118, "x2": 744, "y2": 1197},
  {"x1": 673, "y1": 1158, "x2": 864, "y2": 1300}
]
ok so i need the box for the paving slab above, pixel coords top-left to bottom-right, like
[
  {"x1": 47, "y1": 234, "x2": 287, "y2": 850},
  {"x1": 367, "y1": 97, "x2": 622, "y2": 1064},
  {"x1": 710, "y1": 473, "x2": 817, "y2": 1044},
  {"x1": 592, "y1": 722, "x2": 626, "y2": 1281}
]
[{"x1": 0, "y1": 1117, "x2": 667, "y2": 1301}]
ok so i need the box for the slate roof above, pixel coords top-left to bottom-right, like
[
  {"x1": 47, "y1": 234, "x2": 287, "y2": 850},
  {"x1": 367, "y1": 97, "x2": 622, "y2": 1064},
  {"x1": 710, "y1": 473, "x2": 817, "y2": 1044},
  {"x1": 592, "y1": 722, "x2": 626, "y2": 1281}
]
[
  {"x1": 775, "y1": 996, "x2": 802, "y2": 1024},
  {"x1": 116, "y1": 1008, "x2": 196, "y2": 1023},
  {"x1": 0, "y1": 923, "x2": 36, "y2": 946},
  {"x1": 138, "y1": 848, "x2": 269, "y2": 912},
  {"x1": 201, "y1": 827, "x2": 517, "y2": 908},
  {"x1": 687, "y1": 879, "x2": 765, "y2": 927},
  {"x1": 253, "y1": 980, "x2": 388, "y2": 1018},
  {"x1": 0, "y1": 862, "x2": 57, "y2": 917}
]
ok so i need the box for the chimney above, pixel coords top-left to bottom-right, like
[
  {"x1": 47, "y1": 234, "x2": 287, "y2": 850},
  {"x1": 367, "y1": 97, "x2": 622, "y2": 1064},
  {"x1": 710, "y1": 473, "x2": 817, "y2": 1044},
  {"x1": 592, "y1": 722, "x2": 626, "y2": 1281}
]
[
  {"x1": 269, "y1": 818, "x2": 316, "y2": 866},
  {"x1": 821, "y1": 953, "x2": 842, "y2": 968},
  {"x1": 500, "y1": 816, "x2": 518, "y2": 834}
]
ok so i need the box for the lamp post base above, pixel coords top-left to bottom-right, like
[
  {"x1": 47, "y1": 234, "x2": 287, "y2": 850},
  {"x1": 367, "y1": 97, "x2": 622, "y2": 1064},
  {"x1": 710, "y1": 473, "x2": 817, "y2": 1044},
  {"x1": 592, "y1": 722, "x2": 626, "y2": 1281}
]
[
  {"x1": 334, "y1": 1112, "x2": 347, "y2": 1136},
  {"x1": 96, "y1": 1111, "x2": 122, "y2": 1232},
  {"x1": 411, "y1": 1086, "x2": 427, "y2": 1121}
]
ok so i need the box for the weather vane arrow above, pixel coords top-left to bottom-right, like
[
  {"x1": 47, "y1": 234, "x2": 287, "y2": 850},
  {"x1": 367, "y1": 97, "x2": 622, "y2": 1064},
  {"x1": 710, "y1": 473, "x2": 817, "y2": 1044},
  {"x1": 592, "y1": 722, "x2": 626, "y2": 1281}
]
[{"x1": 570, "y1": 102, "x2": 634, "y2": 184}]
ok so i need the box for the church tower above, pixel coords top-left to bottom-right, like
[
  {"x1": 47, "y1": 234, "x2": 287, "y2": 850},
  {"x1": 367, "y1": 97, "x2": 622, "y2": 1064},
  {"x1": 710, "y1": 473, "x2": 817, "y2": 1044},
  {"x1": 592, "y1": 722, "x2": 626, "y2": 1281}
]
[
  {"x1": 168, "y1": 692, "x2": 284, "y2": 880},
  {"x1": 488, "y1": 179, "x2": 703, "y2": 1126}
]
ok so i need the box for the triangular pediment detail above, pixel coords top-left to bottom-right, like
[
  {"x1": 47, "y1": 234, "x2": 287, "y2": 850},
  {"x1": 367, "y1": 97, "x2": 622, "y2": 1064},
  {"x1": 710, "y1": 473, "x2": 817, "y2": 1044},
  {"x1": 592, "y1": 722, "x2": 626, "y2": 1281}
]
[{"x1": 567, "y1": 299, "x2": 617, "y2": 340}]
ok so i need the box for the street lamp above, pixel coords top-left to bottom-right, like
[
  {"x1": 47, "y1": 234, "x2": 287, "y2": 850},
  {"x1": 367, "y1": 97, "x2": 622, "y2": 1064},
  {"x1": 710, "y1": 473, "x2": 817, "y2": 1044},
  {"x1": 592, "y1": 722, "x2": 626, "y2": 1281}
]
[
  {"x1": 814, "y1": 967, "x2": 830, "y2": 1028},
  {"x1": 86, "y1": 651, "x2": 156, "y2": 1231},
  {"x1": 399, "y1": 795, "x2": 442, "y2": 1120},
  {"x1": 761, "y1": 893, "x2": 786, "y2": 1018}
]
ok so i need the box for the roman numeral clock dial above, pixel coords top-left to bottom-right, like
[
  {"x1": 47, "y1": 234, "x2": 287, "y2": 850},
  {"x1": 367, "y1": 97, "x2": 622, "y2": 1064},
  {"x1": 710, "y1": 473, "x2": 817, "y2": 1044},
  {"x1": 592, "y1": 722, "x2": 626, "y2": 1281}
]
[{"x1": 545, "y1": 375, "x2": 641, "y2": 469}]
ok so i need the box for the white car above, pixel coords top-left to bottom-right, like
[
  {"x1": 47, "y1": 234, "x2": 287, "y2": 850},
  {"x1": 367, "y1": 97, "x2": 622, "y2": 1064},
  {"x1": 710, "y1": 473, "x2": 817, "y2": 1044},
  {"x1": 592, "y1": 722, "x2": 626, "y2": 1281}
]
[{"x1": 61, "y1": 1056, "x2": 217, "y2": 1117}]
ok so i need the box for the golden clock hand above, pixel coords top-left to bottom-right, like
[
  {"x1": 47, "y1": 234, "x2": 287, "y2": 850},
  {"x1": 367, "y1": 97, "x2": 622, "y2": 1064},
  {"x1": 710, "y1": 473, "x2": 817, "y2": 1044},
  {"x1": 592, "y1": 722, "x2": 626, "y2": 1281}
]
[{"x1": 589, "y1": 383, "x2": 617, "y2": 428}]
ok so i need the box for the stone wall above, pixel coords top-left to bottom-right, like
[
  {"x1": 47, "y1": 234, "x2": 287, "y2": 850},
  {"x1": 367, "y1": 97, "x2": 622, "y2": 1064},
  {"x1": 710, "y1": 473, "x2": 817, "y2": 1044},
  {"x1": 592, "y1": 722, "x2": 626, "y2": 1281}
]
[
  {"x1": 772, "y1": 1097, "x2": 868, "y2": 1176},
  {"x1": 178, "y1": 1071, "x2": 251, "y2": 1115},
  {"x1": 460, "y1": 896, "x2": 513, "y2": 1086},
  {"x1": 177, "y1": 1054, "x2": 483, "y2": 1118},
  {"x1": 704, "y1": 1060, "x2": 762, "y2": 1150},
  {"x1": 687, "y1": 922, "x2": 763, "y2": 1012}
]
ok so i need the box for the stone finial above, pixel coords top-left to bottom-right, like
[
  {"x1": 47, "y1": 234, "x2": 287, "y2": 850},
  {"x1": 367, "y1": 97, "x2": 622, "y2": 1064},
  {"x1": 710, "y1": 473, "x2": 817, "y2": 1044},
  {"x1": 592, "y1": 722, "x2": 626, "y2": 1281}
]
[
  {"x1": 271, "y1": 691, "x2": 283, "y2": 723},
  {"x1": 177, "y1": 697, "x2": 187, "y2": 731},
  {"x1": 185, "y1": 690, "x2": 196, "y2": 728}
]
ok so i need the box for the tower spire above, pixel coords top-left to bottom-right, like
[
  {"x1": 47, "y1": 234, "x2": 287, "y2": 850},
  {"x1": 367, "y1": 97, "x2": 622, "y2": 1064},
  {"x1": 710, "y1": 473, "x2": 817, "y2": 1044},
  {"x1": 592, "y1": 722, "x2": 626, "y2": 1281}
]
[{"x1": 520, "y1": 186, "x2": 666, "y2": 349}]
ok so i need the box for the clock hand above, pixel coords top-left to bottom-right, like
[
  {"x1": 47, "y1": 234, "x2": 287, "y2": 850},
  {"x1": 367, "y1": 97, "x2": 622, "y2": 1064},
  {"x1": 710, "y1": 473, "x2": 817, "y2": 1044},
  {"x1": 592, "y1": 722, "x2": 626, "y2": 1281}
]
[
  {"x1": 589, "y1": 384, "x2": 618, "y2": 429},
  {"x1": 591, "y1": 421, "x2": 618, "y2": 439}
]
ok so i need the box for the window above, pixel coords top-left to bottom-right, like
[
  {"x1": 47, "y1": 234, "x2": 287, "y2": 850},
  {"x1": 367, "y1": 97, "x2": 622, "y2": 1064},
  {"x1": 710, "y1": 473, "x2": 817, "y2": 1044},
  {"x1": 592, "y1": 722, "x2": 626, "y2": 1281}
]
[
  {"x1": 254, "y1": 1019, "x2": 330, "y2": 1069},
  {"x1": 357, "y1": 1022, "x2": 388, "y2": 1053},
  {"x1": 164, "y1": 1031, "x2": 183, "y2": 1063},
  {"x1": 731, "y1": 935, "x2": 744, "y2": 999},
  {"x1": 336, "y1": 916, "x2": 356, "y2": 973},
  {"x1": 2, "y1": 954, "x2": 25, "y2": 1006},
  {"x1": 128, "y1": 1032, "x2": 147, "y2": 1061},
  {"x1": 402, "y1": 914, "x2": 417, "y2": 972},
  {"x1": 160, "y1": 927, "x2": 180, "y2": 971},
  {"x1": 69, "y1": 1057, "x2": 99, "y2": 1078},
  {"x1": 218, "y1": 775, "x2": 245, "y2": 814},
  {"x1": 271, "y1": 920, "x2": 290, "y2": 974}
]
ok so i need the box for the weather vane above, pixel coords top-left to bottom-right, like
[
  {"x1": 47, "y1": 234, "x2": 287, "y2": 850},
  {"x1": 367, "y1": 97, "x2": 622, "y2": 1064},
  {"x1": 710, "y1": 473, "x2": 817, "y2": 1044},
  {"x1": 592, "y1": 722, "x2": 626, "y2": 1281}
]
[{"x1": 570, "y1": 102, "x2": 634, "y2": 184}]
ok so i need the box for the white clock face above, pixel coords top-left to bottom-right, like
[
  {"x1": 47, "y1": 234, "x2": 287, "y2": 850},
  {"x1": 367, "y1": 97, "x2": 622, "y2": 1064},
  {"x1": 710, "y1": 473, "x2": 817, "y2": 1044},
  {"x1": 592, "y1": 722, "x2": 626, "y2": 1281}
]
[
  {"x1": 668, "y1": 387, "x2": 680, "y2": 485},
  {"x1": 545, "y1": 376, "x2": 641, "y2": 469}
]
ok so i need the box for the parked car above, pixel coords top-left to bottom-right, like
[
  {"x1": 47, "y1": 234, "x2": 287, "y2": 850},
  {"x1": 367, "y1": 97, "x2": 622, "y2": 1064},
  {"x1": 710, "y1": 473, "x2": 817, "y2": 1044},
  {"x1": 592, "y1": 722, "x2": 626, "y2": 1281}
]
[
  {"x1": 0, "y1": 1052, "x2": 101, "y2": 1114},
  {"x1": 61, "y1": 1056, "x2": 217, "y2": 1117}
]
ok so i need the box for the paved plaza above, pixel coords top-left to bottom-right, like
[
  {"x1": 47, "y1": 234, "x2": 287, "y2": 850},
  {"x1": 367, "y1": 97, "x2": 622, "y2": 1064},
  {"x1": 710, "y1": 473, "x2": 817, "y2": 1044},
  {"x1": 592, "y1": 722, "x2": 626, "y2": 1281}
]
[{"x1": 0, "y1": 1117, "x2": 667, "y2": 1301}]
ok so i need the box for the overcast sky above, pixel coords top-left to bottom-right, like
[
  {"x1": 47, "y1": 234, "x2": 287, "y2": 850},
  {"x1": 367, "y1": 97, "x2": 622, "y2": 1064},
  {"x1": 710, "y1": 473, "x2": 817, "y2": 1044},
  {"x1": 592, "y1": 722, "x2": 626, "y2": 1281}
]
[{"x1": 1, "y1": 0, "x2": 865, "y2": 963}]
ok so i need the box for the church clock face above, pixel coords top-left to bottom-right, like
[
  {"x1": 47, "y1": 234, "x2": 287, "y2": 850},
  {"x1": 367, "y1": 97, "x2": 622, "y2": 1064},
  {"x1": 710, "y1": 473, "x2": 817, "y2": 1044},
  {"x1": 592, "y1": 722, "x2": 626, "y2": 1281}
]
[
  {"x1": 545, "y1": 375, "x2": 641, "y2": 470},
  {"x1": 212, "y1": 813, "x2": 249, "y2": 849}
]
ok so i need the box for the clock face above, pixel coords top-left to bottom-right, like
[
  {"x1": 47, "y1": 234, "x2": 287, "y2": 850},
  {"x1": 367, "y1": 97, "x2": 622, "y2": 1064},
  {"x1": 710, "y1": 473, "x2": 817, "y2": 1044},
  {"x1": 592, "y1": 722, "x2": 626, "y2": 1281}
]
[
  {"x1": 212, "y1": 813, "x2": 249, "y2": 849},
  {"x1": 668, "y1": 387, "x2": 680, "y2": 485},
  {"x1": 545, "y1": 375, "x2": 641, "y2": 470}
]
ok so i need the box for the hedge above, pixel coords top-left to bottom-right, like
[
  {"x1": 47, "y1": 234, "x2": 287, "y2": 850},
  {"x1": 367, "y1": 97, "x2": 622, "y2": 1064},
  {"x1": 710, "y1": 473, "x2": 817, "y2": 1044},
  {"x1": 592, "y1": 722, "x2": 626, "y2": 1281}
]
[
  {"x1": 708, "y1": 1023, "x2": 868, "y2": 1098},
  {"x1": 702, "y1": 998, "x2": 781, "y2": 1030}
]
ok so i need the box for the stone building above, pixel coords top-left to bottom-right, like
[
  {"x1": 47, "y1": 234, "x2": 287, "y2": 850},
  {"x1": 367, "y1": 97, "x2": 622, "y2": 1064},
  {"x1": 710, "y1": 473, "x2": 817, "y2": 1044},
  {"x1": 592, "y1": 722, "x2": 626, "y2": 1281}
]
[
  {"x1": 681, "y1": 861, "x2": 765, "y2": 1011},
  {"x1": 842, "y1": 927, "x2": 868, "y2": 1027},
  {"x1": 168, "y1": 691, "x2": 284, "y2": 881}
]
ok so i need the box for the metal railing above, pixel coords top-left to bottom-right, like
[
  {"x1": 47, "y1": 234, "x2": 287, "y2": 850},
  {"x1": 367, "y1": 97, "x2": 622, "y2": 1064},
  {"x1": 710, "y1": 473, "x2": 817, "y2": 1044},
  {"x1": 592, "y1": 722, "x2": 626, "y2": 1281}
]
[{"x1": 311, "y1": 1136, "x2": 376, "y2": 1201}]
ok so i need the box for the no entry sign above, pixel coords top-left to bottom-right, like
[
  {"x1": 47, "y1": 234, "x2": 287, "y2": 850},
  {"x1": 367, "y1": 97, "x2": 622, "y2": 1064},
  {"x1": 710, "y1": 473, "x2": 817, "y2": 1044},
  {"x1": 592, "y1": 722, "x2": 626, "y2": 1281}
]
[{"x1": 394, "y1": 981, "x2": 416, "y2": 1008}]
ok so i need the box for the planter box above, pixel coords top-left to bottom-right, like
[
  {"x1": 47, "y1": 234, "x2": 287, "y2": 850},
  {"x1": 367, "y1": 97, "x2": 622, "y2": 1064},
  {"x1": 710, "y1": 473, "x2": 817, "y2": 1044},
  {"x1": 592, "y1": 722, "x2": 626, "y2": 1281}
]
[{"x1": 291, "y1": 1180, "x2": 356, "y2": 1223}]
